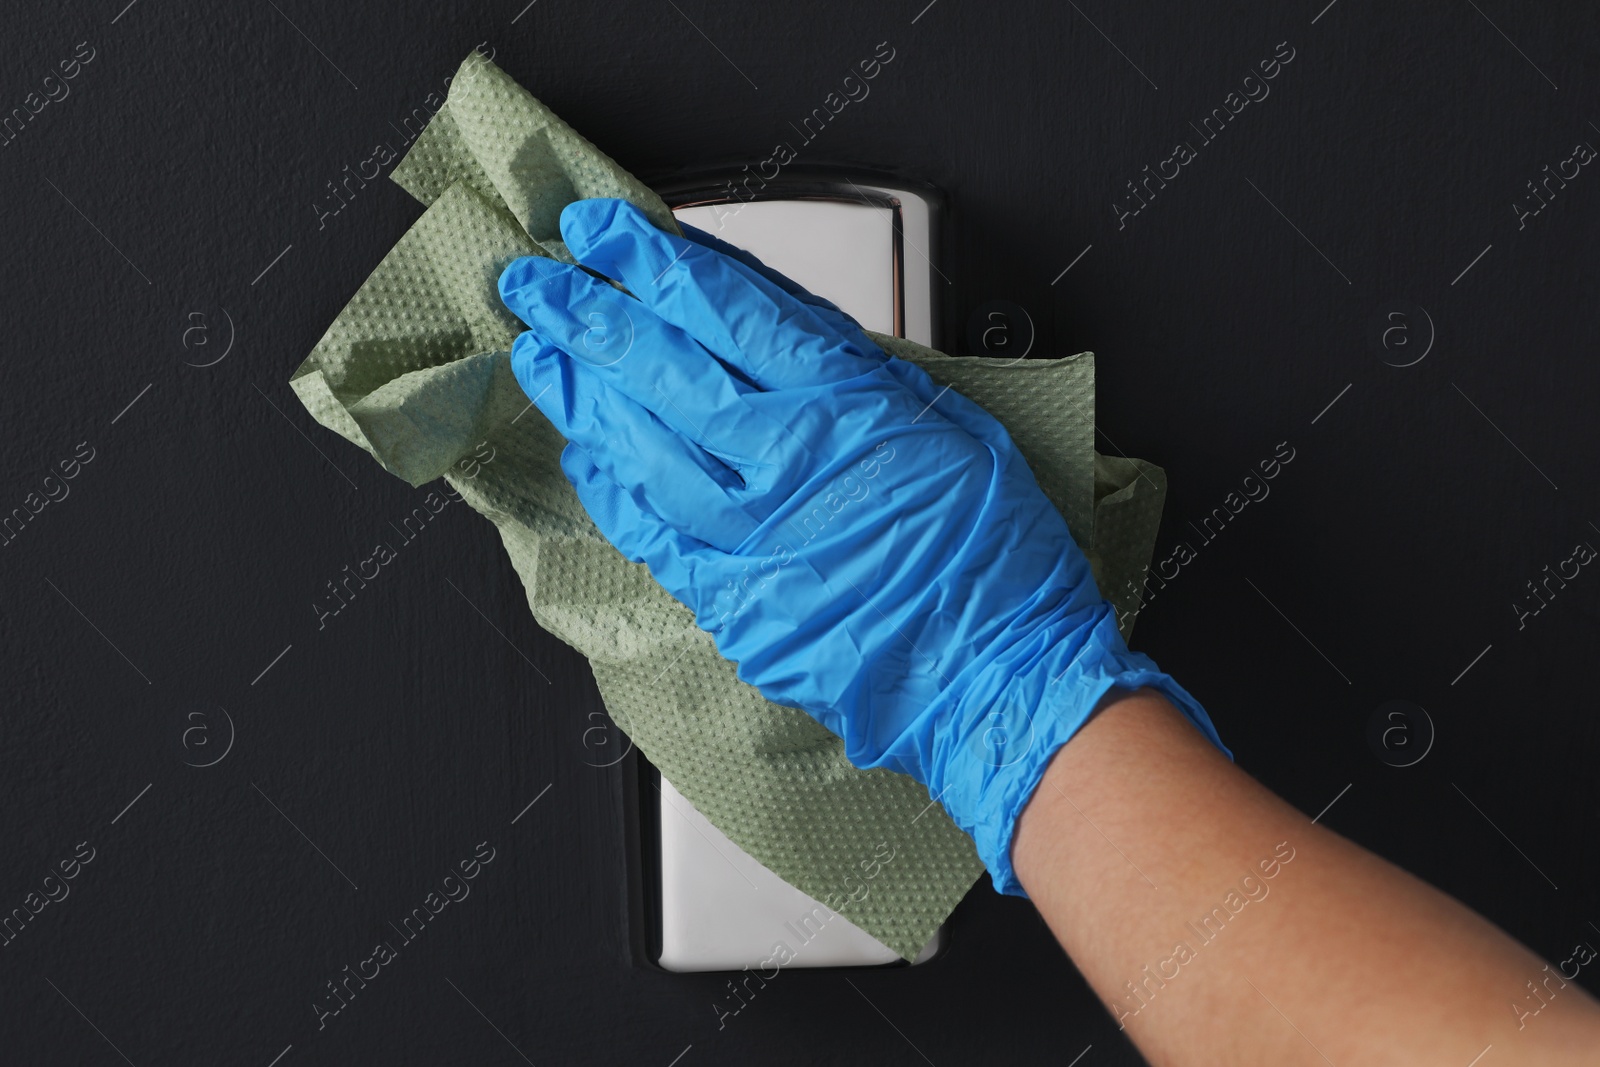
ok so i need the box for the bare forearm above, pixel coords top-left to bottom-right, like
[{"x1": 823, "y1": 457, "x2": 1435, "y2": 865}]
[{"x1": 1011, "y1": 689, "x2": 1600, "y2": 1066}]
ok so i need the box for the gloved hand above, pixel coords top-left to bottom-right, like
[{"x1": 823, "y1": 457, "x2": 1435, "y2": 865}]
[{"x1": 498, "y1": 198, "x2": 1228, "y2": 895}]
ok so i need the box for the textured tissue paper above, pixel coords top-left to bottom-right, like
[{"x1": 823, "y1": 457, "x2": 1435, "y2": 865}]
[{"x1": 289, "y1": 50, "x2": 1172, "y2": 960}]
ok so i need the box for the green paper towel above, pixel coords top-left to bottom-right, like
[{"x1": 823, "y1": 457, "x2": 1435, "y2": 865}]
[{"x1": 289, "y1": 51, "x2": 1171, "y2": 961}]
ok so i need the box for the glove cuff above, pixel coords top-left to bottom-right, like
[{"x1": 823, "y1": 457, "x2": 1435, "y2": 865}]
[{"x1": 929, "y1": 602, "x2": 1231, "y2": 897}]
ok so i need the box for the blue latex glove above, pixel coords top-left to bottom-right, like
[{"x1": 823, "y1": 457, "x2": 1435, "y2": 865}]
[{"x1": 498, "y1": 198, "x2": 1229, "y2": 896}]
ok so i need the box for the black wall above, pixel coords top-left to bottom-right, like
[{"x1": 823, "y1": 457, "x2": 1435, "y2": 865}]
[{"x1": 1, "y1": 2, "x2": 1597, "y2": 1064}]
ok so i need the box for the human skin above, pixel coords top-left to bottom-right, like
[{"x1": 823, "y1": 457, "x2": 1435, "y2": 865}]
[
  {"x1": 1011, "y1": 688, "x2": 1600, "y2": 1066},
  {"x1": 498, "y1": 199, "x2": 1600, "y2": 1062}
]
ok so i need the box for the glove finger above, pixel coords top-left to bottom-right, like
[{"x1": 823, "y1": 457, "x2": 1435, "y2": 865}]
[
  {"x1": 513, "y1": 331, "x2": 761, "y2": 550},
  {"x1": 560, "y1": 198, "x2": 885, "y2": 391},
  {"x1": 560, "y1": 442, "x2": 736, "y2": 633},
  {"x1": 500, "y1": 254, "x2": 783, "y2": 472}
]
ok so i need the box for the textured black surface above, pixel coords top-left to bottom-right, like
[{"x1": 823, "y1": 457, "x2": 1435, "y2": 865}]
[{"x1": 2, "y1": 2, "x2": 1598, "y2": 1064}]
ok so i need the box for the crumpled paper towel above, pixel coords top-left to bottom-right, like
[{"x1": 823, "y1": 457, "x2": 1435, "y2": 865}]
[{"x1": 289, "y1": 51, "x2": 1170, "y2": 961}]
